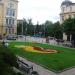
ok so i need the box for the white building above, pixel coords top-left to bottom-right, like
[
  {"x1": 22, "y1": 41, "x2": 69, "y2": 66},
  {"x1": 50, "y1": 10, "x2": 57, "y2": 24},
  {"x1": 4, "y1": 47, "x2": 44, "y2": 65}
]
[
  {"x1": 60, "y1": 0, "x2": 75, "y2": 40},
  {"x1": 0, "y1": 0, "x2": 18, "y2": 37}
]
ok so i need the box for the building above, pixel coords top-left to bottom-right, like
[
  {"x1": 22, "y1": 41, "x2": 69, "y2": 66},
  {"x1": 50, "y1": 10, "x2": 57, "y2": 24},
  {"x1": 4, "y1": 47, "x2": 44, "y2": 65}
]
[
  {"x1": 60, "y1": 0, "x2": 75, "y2": 40},
  {"x1": 0, "y1": 0, "x2": 18, "y2": 37}
]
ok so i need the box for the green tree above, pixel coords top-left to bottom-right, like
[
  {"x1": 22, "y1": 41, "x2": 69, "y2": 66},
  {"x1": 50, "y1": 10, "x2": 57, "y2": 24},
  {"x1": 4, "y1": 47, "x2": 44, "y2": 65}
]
[
  {"x1": 41, "y1": 20, "x2": 54, "y2": 37},
  {"x1": 44, "y1": 20, "x2": 53, "y2": 37},
  {"x1": 0, "y1": 46, "x2": 19, "y2": 75},
  {"x1": 17, "y1": 22, "x2": 22, "y2": 35},
  {"x1": 53, "y1": 21, "x2": 63, "y2": 39},
  {"x1": 62, "y1": 18, "x2": 75, "y2": 40},
  {"x1": 62, "y1": 18, "x2": 75, "y2": 47},
  {"x1": 62, "y1": 18, "x2": 72, "y2": 36},
  {"x1": 26, "y1": 19, "x2": 34, "y2": 36}
]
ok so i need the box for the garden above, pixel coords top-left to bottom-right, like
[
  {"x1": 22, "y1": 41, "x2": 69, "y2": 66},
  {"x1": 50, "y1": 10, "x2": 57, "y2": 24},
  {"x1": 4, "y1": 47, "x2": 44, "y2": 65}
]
[{"x1": 9, "y1": 42, "x2": 75, "y2": 72}]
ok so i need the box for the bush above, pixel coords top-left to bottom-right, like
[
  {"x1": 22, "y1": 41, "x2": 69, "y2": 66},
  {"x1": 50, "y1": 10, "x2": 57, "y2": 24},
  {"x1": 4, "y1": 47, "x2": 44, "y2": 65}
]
[{"x1": 0, "y1": 46, "x2": 19, "y2": 75}]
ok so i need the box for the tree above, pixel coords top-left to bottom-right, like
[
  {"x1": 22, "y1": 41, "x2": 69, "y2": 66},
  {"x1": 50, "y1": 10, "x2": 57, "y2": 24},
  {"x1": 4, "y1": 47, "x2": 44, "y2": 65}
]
[
  {"x1": 17, "y1": 19, "x2": 28, "y2": 35},
  {"x1": 0, "y1": 46, "x2": 20, "y2": 75},
  {"x1": 27, "y1": 19, "x2": 34, "y2": 35},
  {"x1": 41, "y1": 20, "x2": 54, "y2": 37},
  {"x1": 62, "y1": 18, "x2": 75, "y2": 47},
  {"x1": 53, "y1": 21, "x2": 63, "y2": 39},
  {"x1": 62, "y1": 18, "x2": 75, "y2": 39},
  {"x1": 44, "y1": 20, "x2": 53, "y2": 37},
  {"x1": 17, "y1": 22, "x2": 22, "y2": 35},
  {"x1": 62, "y1": 18, "x2": 72, "y2": 34}
]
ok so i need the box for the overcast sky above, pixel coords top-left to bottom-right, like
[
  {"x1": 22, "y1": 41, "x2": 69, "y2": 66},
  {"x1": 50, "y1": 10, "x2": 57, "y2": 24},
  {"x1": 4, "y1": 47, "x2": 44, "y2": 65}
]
[{"x1": 18, "y1": 0, "x2": 75, "y2": 24}]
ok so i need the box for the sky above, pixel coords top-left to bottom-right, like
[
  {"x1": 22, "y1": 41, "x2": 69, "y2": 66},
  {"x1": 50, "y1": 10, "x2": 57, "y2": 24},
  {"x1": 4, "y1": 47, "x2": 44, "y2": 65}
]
[{"x1": 17, "y1": 0, "x2": 75, "y2": 24}]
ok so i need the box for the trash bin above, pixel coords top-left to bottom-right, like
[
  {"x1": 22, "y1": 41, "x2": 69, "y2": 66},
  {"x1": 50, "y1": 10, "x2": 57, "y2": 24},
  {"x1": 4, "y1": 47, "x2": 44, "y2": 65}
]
[{"x1": 30, "y1": 71, "x2": 39, "y2": 75}]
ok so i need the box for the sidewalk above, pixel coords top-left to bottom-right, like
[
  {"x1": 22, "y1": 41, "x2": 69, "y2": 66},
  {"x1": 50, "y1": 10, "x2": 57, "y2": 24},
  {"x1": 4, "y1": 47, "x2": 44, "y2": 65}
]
[{"x1": 17, "y1": 56, "x2": 75, "y2": 75}]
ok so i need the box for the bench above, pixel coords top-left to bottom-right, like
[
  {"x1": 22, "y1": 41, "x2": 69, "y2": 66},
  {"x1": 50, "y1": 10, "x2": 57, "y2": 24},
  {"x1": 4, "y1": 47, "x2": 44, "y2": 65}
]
[{"x1": 17, "y1": 58, "x2": 33, "y2": 73}]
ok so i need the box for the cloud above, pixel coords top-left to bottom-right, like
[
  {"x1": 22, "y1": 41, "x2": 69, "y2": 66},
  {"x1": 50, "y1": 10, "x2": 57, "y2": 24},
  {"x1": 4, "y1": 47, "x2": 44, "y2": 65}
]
[{"x1": 17, "y1": 0, "x2": 75, "y2": 24}]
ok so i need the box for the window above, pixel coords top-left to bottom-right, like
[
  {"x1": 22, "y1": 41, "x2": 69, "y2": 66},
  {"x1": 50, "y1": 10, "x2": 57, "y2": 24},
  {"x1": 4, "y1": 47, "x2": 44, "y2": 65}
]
[
  {"x1": 12, "y1": 10, "x2": 15, "y2": 16},
  {"x1": 6, "y1": 19, "x2": 9, "y2": 25},
  {"x1": 6, "y1": 28, "x2": 8, "y2": 33},
  {"x1": 6, "y1": 18, "x2": 14, "y2": 25},
  {"x1": 8, "y1": 1, "x2": 14, "y2": 8},
  {"x1": 61, "y1": 16, "x2": 64, "y2": 21},
  {"x1": 70, "y1": 6, "x2": 72, "y2": 11},
  {"x1": 9, "y1": 19, "x2": 12, "y2": 25},
  {"x1": 62, "y1": 7, "x2": 65, "y2": 12},
  {"x1": 12, "y1": 19, "x2": 14, "y2": 24},
  {"x1": 9, "y1": 28, "x2": 11, "y2": 34},
  {"x1": 6, "y1": 8, "x2": 15, "y2": 16},
  {"x1": 6, "y1": 9, "x2": 12, "y2": 16},
  {"x1": 12, "y1": 28, "x2": 14, "y2": 33}
]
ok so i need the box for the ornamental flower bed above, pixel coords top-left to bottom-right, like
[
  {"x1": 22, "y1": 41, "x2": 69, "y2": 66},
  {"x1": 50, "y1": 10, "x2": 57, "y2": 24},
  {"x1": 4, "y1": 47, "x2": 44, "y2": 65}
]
[
  {"x1": 15, "y1": 45, "x2": 58, "y2": 54},
  {"x1": 32, "y1": 46, "x2": 44, "y2": 51},
  {"x1": 32, "y1": 46, "x2": 58, "y2": 53}
]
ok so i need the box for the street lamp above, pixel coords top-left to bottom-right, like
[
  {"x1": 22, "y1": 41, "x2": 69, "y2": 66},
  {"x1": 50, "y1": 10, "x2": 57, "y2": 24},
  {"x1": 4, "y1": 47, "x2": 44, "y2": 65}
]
[
  {"x1": 22, "y1": 19, "x2": 24, "y2": 36},
  {"x1": 23, "y1": 18, "x2": 27, "y2": 41},
  {"x1": 25, "y1": 25, "x2": 27, "y2": 41},
  {"x1": 34, "y1": 25, "x2": 36, "y2": 36},
  {"x1": 44, "y1": 24, "x2": 45, "y2": 38}
]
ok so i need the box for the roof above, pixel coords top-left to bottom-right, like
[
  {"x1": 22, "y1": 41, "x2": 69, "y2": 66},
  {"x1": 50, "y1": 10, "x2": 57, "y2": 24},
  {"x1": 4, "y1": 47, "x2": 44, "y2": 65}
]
[{"x1": 61, "y1": 0, "x2": 72, "y2": 6}]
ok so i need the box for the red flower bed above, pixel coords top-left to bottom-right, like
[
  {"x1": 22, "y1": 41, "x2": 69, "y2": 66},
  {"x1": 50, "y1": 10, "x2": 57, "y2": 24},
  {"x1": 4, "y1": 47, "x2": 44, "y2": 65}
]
[
  {"x1": 32, "y1": 46, "x2": 44, "y2": 51},
  {"x1": 32, "y1": 46, "x2": 59, "y2": 53}
]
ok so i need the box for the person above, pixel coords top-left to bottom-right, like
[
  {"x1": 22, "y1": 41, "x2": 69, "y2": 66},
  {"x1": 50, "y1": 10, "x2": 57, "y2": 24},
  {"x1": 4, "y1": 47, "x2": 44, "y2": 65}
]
[
  {"x1": 5, "y1": 42, "x2": 9, "y2": 47},
  {"x1": 2, "y1": 40, "x2": 5, "y2": 46},
  {"x1": 2, "y1": 40, "x2": 9, "y2": 47},
  {"x1": 46, "y1": 37, "x2": 49, "y2": 43}
]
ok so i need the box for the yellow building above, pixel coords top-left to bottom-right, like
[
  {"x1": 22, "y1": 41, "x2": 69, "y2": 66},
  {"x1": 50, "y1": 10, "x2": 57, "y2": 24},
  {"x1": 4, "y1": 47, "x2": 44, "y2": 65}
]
[
  {"x1": 60, "y1": 0, "x2": 75, "y2": 40},
  {"x1": 0, "y1": 0, "x2": 18, "y2": 37}
]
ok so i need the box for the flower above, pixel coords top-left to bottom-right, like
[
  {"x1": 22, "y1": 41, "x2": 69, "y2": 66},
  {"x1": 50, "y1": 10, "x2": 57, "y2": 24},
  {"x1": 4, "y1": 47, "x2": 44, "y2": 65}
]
[{"x1": 15, "y1": 45, "x2": 58, "y2": 54}]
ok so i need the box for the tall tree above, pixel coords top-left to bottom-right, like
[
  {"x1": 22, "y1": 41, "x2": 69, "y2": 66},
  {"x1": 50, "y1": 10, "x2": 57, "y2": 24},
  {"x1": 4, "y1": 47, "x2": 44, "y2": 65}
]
[
  {"x1": 53, "y1": 21, "x2": 63, "y2": 39},
  {"x1": 62, "y1": 18, "x2": 75, "y2": 47},
  {"x1": 42, "y1": 20, "x2": 54, "y2": 37},
  {"x1": 17, "y1": 22, "x2": 22, "y2": 35},
  {"x1": 27, "y1": 19, "x2": 34, "y2": 35}
]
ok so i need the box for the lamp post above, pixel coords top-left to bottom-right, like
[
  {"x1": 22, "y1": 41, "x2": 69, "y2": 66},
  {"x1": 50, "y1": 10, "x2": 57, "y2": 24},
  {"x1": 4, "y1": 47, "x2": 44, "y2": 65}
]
[
  {"x1": 23, "y1": 18, "x2": 27, "y2": 41},
  {"x1": 22, "y1": 19, "x2": 24, "y2": 36},
  {"x1": 34, "y1": 25, "x2": 36, "y2": 36},
  {"x1": 25, "y1": 25, "x2": 27, "y2": 41},
  {"x1": 44, "y1": 24, "x2": 45, "y2": 38}
]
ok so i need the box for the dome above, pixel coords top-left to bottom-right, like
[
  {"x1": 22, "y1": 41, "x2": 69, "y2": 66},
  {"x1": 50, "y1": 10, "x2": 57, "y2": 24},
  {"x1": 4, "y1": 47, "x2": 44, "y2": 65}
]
[{"x1": 61, "y1": 0, "x2": 72, "y2": 6}]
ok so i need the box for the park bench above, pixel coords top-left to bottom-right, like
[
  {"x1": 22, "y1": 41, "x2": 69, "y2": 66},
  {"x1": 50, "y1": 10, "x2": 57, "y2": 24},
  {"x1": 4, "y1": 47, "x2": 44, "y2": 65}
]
[{"x1": 17, "y1": 58, "x2": 33, "y2": 74}]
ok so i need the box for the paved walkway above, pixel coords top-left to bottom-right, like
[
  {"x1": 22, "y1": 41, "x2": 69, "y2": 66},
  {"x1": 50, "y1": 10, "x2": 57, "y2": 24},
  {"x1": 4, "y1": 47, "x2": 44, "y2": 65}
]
[{"x1": 17, "y1": 56, "x2": 75, "y2": 75}]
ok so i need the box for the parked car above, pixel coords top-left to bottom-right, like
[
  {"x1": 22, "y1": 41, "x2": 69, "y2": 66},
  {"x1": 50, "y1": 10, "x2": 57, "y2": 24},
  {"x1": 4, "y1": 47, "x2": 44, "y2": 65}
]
[
  {"x1": 6, "y1": 35, "x2": 16, "y2": 40},
  {"x1": 17, "y1": 35, "x2": 25, "y2": 38}
]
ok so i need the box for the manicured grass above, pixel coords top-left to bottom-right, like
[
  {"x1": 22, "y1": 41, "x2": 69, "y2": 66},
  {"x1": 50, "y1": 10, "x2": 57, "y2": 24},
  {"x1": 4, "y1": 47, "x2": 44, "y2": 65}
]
[{"x1": 9, "y1": 42, "x2": 75, "y2": 72}]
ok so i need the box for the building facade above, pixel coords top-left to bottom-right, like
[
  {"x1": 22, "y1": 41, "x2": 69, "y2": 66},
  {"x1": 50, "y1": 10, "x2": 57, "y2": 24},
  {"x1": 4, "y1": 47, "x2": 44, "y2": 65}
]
[
  {"x1": 60, "y1": 0, "x2": 75, "y2": 40},
  {"x1": 0, "y1": 0, "x2": 18, "y2": 37}
]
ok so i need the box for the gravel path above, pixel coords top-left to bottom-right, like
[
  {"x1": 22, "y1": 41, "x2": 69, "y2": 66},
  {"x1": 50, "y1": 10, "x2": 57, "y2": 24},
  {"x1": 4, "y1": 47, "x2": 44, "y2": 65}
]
[{"x1": 17, "y1": 56, "x2": 75, "y2": 75}]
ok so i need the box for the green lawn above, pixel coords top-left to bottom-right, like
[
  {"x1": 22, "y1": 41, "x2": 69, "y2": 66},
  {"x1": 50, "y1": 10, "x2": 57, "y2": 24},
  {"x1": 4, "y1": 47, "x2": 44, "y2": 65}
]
[{"x1": 9, "y1": 42, "x2": 75, "y2": 72}]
